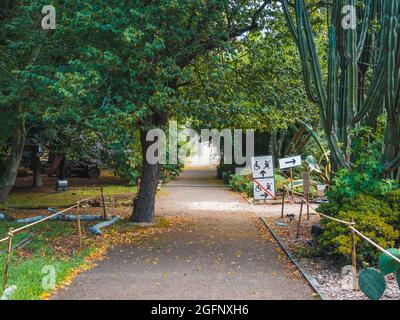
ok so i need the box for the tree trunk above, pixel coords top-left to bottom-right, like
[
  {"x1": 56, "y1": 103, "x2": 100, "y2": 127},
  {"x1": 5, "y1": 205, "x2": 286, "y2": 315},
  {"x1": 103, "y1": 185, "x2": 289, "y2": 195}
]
[
  {"x1": 0, "y1": 118, "x2": 26, "y2": 202},
  {"x1": 32, "y1": 146, "x2": 43, "y2": 188},
  {"x1": 131, "y1": 127, "x2": 162, "y2": 223}
]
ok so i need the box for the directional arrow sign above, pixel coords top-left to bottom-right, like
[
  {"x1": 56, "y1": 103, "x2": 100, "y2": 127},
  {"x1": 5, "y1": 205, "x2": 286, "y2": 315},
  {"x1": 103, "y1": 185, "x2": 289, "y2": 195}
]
[
  {"x1": 251, "y1": 156, "x2": 274, "y2": 179},
  {"x1": 278, "y1": 155, "x2": 302, "y2": 170}
]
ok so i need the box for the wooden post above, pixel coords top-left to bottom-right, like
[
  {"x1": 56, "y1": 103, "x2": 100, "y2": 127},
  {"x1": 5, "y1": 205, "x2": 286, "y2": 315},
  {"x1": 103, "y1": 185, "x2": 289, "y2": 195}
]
[
  {"x1": 100, "y1": 187, "x2": 107, "y2": 220},
  {"x1": 77, "y1": 200, "x2": 82, "y2": 247},
  {"x1": 351, "y1": 219, "x2": 359, "y2": 291},
  {"x1": 281, "y1": 188, "x2": 285, "y2": 219},
  {"x1": 290, "y1": 168, "x2": 294, "y2": 202},
  {"x1": 302, "y1": 169, "x2": 310, "y2": 220},
  {"x1": 3, "y1": 228, "x2": 13, "y2": 290},
  {"x1": 296, "y1": 198, "x2": 304, "y2": 239}
]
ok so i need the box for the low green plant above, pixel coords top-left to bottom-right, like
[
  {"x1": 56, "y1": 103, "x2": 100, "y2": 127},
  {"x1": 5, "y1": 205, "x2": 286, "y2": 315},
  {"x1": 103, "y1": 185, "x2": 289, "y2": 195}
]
[
  {"x1": 317, "y1": 195, "x2": 399, "y2": 264},
  {"x1": 229, "y1": 174, "x2": 253, "y2": 198}
]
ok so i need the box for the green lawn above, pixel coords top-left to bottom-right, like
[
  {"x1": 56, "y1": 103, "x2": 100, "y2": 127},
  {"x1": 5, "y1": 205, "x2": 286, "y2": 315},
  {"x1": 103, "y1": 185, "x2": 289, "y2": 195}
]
[
  {"x1": 0, "y1": 216, "x2": 169, "y2": 300},
  {"x1": 2, "y1": 185, "x2": 137, "y2": 209},
  {"x1": 0, "y1": 221, "x2": 96, "y2": 300}
]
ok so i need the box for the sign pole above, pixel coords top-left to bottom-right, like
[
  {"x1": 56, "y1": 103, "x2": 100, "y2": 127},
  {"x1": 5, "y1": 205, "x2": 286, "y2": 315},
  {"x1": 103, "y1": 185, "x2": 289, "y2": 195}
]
[
  {"x1": 290, "y1": 168, "x2": 294, "y2": 202},
  {"x1": 281, "y1": 188, "x2": 285, "y2": 219}
]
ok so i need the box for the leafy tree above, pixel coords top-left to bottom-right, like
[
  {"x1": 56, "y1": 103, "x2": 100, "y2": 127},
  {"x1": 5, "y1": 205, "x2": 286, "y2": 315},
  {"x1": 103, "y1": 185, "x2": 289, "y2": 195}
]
[{"x1": 28, "y1": 0, "x2": 274, "y2": 222}]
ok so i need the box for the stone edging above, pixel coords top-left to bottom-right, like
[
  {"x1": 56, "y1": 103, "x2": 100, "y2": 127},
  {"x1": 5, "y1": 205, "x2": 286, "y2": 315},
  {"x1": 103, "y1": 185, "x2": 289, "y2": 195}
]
[{"x1": 259, "y1": 217, "x2": 330, "y2": 300}]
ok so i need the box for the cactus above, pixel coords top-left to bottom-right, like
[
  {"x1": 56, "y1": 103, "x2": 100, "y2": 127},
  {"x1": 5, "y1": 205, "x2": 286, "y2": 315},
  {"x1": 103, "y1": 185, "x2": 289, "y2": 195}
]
[
  {"x1": 282, "y1": 0, "x2": 400, "y2": 173},
  {"x1": 379, "y1": 248, "x2": 400, "y2": 275},
  {"x1": 358, "y1": 268, "x2": 386, "y2": 300},
  {"x1": 358, "y1": 249, "x2": 400, "y2": 299}
]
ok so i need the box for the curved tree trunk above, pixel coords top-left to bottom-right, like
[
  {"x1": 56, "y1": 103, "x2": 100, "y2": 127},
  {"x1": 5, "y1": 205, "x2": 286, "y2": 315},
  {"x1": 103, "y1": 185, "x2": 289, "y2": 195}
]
[
  {"x1": 0, "y1": 118, "x2": 26, "y2": 202},
  {"x1": 131, "y1": 127, "x2": 162, "y2": 223}
]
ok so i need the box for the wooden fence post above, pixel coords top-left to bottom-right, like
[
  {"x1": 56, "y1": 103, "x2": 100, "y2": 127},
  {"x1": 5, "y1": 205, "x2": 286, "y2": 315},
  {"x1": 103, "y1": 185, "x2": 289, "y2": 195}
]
[
  {"x1": 290, "y1": 168, "x2": 294, "y2": 202},
  {"x1": 77, "y1": 200, "x2": 82, "y2": 247},
  {"x1": 351, "y1": 219, "x2": 359, "y2": 291},
  {"x1": 100, "y1": 187, "x2": 107, "y2": 220},
  {"x1": 296, "y1": 198, "x2": 304, "y2": 239},
  {"x1": 3, "y1": 227, "x2": 13, "y2": 290},
  {"x1": 281, "y1": 188, "x2": 285, "y2": 219}
]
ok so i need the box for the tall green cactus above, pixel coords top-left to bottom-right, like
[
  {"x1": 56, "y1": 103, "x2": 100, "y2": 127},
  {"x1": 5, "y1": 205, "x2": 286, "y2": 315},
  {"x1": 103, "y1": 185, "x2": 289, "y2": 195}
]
[{"x1": 282, "y1": 0, "x2": 400, "y2": 173}]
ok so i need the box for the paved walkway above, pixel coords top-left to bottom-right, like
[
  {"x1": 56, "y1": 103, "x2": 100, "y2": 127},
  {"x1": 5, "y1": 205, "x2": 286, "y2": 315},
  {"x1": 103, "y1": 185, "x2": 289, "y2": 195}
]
[{"x1": 52, "y1": 165, "x2": 315, "y2": 300}]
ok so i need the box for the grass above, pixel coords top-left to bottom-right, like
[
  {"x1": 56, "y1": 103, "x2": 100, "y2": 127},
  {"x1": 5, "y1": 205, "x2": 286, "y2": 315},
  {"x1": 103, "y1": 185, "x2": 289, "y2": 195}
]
[
  {"x1": 2, "y1": 185, "x2": 137, "y2": 209},
  {"x1": 0, "y1": 215, "x2": 172, "y2": 300},
  {"x1": 0, "y1": 221, "x2": 95, "y2": 300}
]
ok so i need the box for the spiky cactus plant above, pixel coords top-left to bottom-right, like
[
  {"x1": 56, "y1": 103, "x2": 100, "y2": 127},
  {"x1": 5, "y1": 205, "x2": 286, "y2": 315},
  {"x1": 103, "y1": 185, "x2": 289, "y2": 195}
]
[{"x1": 282, "y1": 0, "x2": 400, "y2": 173}]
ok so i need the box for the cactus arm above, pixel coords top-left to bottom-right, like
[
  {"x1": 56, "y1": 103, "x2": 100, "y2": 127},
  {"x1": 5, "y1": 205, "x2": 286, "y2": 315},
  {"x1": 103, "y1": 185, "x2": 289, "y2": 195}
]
[
  {"x1": 327, "y1": 26, "x2": 338, "y2": 133},
  {"x1": 299, "y1": 0, "x2": 328, "y2": 111},
  {"x1": 329, "y1": 131, "x2": 350, "y2": 169},
  {"x1": 281, "y1": 0, "x2": 317, "y2": 103},
  {"x1": 296, "y1": 118, "x2": 330, "y2": 165},
  {"x1": 344, "y1": 0, "x2": 358, "y2": 126},
  {"x1": 281, "y1": 0, "x2": 299, "y2": 46},
  {"x1": 356, "y1": 0, "x2": 373, "y2": 60}
]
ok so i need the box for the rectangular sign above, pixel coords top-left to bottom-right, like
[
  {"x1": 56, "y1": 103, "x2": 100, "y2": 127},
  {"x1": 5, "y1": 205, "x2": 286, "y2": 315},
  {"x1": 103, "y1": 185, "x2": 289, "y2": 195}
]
[
  {"x1": 253, "y1": 178, "x2": 276, "y2": 200},
  {"x1": 302, "y1": 171, "x2": 310, "y2": 194},
  {"x1": 278, "y1": 155, "x2": 302, "y2": 170},
  {"x1": 251, "y1": 156, "x2": 274, "y2": 178}
]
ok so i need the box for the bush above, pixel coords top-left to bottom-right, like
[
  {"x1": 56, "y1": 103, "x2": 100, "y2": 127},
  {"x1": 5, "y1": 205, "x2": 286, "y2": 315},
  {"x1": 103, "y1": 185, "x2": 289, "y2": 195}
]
[
  {"x1": 383, "y1": 189, "x2": 400, "y2": 212},
  {"x1": 229, "y1": 174, "x2": 253, "y2": 197},
  {"x1": 381, "y1": 189, "x2": 400, "y2": 230},
  {"x1": 161, "y1": 163, "x2": 184, "y2": 183},
  {"x1": 317, "y1": 195, "x2": 400, "y2": 264}
]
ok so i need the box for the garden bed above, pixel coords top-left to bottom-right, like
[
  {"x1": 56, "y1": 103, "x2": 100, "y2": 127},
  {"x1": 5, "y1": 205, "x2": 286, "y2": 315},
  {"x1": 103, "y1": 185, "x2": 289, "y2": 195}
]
[{"x1": 262, "y1": 215, "x2": 400, "y2": 300}]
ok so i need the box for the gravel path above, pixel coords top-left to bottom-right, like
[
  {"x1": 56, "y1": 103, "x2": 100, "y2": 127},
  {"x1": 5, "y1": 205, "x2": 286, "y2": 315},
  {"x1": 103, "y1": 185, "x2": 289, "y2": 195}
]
[{"x1": 52, "y1": 165, "x2": 316, "y2": 300}]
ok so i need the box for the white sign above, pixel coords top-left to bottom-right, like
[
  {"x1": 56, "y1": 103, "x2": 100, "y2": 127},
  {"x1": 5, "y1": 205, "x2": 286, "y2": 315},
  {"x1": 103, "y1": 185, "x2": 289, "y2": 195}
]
[
  {"x1": 251, "y1": 156, "x2": 274, "y2": 178},
  {"x1": 253, "y1": 178, "x2": 276, "y2": 200},
  {"x1": 278, "y1": 155, "x2": 302, "y2": 170}
]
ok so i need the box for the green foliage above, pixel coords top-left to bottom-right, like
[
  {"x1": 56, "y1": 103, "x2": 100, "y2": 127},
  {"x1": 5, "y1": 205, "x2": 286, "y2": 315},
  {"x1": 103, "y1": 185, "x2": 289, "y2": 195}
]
[
  {"x1": 160, "y1": 163, "x2": 184, "y2": 183},
  {"x1": 274, "y1": 174, "x2": 289, "y2": 191},
  {"x1": 317, "y1": 195, "x2": 399, "y2": 264},
  {"x1": 383, "y1": 189, "x2": 400, "y2": 212},
  {"x1": 327, "y1": 151, "x2": 395, "y2": 204},
  {"x1": 358, "y1": 268, "x2": 387, "y2": 300},
  {"x1": 229, "y1": 174, "x2": 253, "y2": 198}
]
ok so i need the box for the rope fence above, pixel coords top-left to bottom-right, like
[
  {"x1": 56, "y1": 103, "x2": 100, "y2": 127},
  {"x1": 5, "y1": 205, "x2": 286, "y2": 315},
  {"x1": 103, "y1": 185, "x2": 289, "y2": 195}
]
[
  {"x1": 280, "y1": 185, "x2": 400, "y2": 291},
  {"x1": 0, "y1": 187, "x2": 110, "y2": 291}
]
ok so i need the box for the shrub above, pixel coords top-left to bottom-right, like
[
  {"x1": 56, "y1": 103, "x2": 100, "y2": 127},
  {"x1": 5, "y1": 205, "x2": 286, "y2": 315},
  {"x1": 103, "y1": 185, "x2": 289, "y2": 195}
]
[
  {"x1": 383, "y1": 189, "x2": 400, "y2": 212},
  {"x1": 381, "y1": 189, "x2": 400, "y2": 231},
  {"x1": 274, "y1": 173, "x2": 289, "y2": 191},
  {"x1": 161, "y1": 163, "x2": 184, "y2": 183},
  {"x1": 229, "y1": 174, "x2": 253, "y2": 197},
  {"x1": 317, "y1": 195, "x2": 400, "y2": 264}
]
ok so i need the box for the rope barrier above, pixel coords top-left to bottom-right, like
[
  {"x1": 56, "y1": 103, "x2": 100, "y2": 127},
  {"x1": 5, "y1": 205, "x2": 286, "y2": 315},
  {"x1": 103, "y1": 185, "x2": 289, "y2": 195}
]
[{"x1": 281, "y1": 184, "x2": 400, "y2": 292}]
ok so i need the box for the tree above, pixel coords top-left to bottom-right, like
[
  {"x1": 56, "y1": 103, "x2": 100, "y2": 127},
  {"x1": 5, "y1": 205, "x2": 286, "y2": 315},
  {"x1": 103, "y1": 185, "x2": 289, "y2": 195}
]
[
  {"x1": 28, "y1": 0, "x2": 273, "y2": 222},
  {"x1": 0, "y1": 1, "x2": 50, "y2": 201}
]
